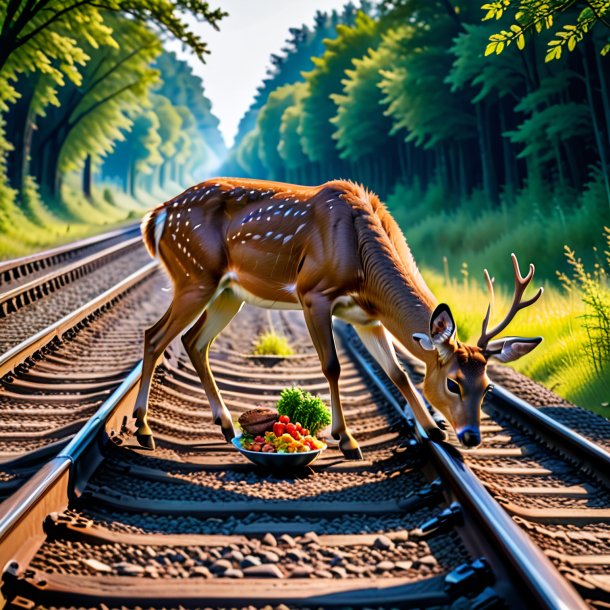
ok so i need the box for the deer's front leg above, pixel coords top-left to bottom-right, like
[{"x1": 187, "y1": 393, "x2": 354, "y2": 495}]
[
  {"x1": 353, "y1": 323, "x2": 446, "y2": 442},
  {"x1": 301, "y1": 294, "x2": 363, "y2": 460}
]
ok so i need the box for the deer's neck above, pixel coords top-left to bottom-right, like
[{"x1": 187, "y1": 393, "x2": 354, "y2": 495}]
[{"x1": 359, "y1": 237, "x2": 438, "y2": 364}]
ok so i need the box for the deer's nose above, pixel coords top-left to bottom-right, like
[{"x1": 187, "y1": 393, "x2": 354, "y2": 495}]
[{"x1": 457, "y1": 428, "x2": 481, "y2": 447}]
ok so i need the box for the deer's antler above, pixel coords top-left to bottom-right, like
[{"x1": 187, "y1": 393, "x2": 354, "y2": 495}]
[{"x1": 477, "y1": 253, "x2": 543, "y2": 350}]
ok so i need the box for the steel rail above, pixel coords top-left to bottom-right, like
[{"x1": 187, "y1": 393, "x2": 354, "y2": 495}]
[
  {"x1": 337, "y1": 321, "x2": 587, "y2": 610},
  {"x1": 0, "y1": 236, "x2": 143, "y2": 317},
  {"x1": 0, "y1": 261, "x2": 158, "y2": 379},
  {"x1": 0, "y1": 224, "x2": 140, "y2": 288},
  {"x1": 0, "y1": 311, "x2": 591, "y2": 609},
  {"x1": 0, "y1": 363, "x2": 142, "y2": 591}
]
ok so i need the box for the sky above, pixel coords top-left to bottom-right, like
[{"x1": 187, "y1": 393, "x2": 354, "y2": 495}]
[{"x1": 169, "y1": 0, "x2": 349, "y2": 148}]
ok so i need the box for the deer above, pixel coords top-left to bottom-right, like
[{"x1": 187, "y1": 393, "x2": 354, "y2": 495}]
[{"x1": 134, "y1": 178, "x2": 543, "y2": 459}]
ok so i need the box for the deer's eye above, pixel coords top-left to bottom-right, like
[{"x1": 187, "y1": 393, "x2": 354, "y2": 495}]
[
  {"x1": 446, "y1": 378, "x2": 461, "y2": 396},
  {"x1": 485, "y1": 384, "x2": 494, "y2": 396}
]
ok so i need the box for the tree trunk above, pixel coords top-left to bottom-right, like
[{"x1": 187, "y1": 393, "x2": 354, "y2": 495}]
[
  {"x1": 594, "y1": 44, "x2": 610, "y2": 150},
  {"x1": 476, "y1": 103, "x2": 495, "y2": 203},
  {"x1": 582, "y1": 46, "x2": 610, "y2": 211},
  {"x1": 5, "y1": 74, "x2": 37, "y2": 197},
  {"x1": 82, "y1": 154, "x2": 93, "y2": 199}
]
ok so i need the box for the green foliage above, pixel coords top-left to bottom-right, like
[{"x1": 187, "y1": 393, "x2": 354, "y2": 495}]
[
  {"x1": 300, "y1": 11, "x2": 380, "y2": 163},
  {"x1": 277, "y1": 387, "x2": 332, "y2": 435},
  {"x1": 558, "y1": 227, "x2": 610, "y2": 375},
  {"x1": 331, "y1": 41, "x2": 395, "y2": 160},
  {"x1": 481, "y1": 0, "x2": 610, "y2": 60},
  {"x1": 253, "y1": 331, "x2": 295, "y2": 356},
  {"x1": 278, "y1": 86, "x2": 309, "y2": 171},
  {"x1": 257, "y1": 84, "x2": 305, "y2": 177}
]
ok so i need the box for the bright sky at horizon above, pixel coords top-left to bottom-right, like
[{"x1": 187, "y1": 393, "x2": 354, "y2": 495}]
[{"x1": 169, "y1": 0, "x2": 349, "y2": 149}]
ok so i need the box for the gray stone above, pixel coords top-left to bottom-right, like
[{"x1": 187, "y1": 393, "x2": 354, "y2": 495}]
[
  {"x1": 82, "y1": 559, "x2": 111, "y2": 573},
  {"x1": 243, "y1": 564, "x2": 283, "y2": 578},
  {"x1": 259, "y1": 550, "x2": 280, "y2": 563},
  {"x1": 302, "y1": 531, "x2": 320, "y2": 545},
  {"x1": 373, "y1": 535, "x2": 395, "y2": 550},
  {"x1": 224, "y1": 568, "x2": 244, "y2": 578},
  {"x1": 330, "y1": 566, "x2": 348, "y2": 578},
  {"x1": 395, "y1": 560, "x2": 413, "y2": 571},
  {"x1": 240, "y1": 555, "x2": 262, "y2": 568},
  {"x1": 419, "y1": 554, "x2": 438, "y2": 567},
  {"x1": 191, "y1": 566, "x2": 212, "y2": 578},
  {"x1": 314, "y1": 569, "x2": 333, "y2": 579},
  {"x1": 262, "y1": 533, "x2": 277, "y2": 547},
  {"x1": 115, "y1": 562, "x2": 144, "y2": 575},
  {"x1": 210, "y1": 558, "x2": 232, "y2": 573},
  {"x1": 287, "y1": 549, "x2": 307, "y2": 562},
  {"x1": 290, "y1": 565, "x2": 314, "y2": 578},
  {"x1": 279, "y1": 534, "x2": 297, "y2": 547}
]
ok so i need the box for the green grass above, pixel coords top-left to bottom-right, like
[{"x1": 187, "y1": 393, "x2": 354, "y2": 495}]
[
  {"x1": 0, "y1": 174, "x2": 183, "y2": 261},
  {"x1": 253, "y1": 331, "x2": 295, "y2": 356}
]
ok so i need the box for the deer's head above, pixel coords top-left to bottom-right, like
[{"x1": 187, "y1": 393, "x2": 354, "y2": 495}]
[{"x1": 413, "y1": 255, "x2": 543, "y2": 448}]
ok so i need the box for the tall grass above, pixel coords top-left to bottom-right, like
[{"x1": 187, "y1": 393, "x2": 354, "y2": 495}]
[
  {"x1": 0, "y1": 174, "x2": 153, "y2": 260},
  {"x1": 388, "y1": 168, "x2": 609, "y2": 284}
]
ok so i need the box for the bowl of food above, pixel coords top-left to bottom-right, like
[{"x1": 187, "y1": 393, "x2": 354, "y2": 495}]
[{"x1": 233, "y1": 388, "x2": 330, "y2": 470}]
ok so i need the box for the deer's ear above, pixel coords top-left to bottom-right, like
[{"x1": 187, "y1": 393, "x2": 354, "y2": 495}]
[
  {"x1": 413, "y1": 333, "x2": 435, "y2": 351},
  {"x1": 485, "y1": 336, "x2": 542, "y2": 363},
  {"x1": 430, "y1": 304, "x2": 457, "y2": 346}
]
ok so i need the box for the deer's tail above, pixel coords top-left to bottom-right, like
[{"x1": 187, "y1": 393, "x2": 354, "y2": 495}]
[{"x1": 141, "y1": 205, "x2": 168, "y2": 259}]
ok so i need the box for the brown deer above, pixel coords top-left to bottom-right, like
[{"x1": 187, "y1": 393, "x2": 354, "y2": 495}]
[{"x1": 135, "y1": 178, "x2": 543, "y2": 458}]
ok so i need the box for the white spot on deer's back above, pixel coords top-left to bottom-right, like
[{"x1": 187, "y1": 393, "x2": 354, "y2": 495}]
[
  {"x1": 283, "y1": 235, "x2": 293, "y2": 244},
  {"x1": 295, "y1": 223, "x2": 306, "y2": 234}
]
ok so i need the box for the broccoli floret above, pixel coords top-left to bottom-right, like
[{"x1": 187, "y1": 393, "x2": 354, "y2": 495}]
[{"x1": 277, "y1": 387, "x2": 331, "y2": 436}]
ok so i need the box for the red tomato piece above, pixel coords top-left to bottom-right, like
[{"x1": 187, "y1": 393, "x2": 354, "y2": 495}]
[
  {"x1": 251, "y1": 443, "x2": 262, "y2": 452},
  {"x1": 302, "y1": 428, "x2": 309, "y2": 437},
  {"x1": 290, "y1": 429, "x2": 301, "y2": 440},
  {"x1": 273, "y1": 422, "x2": 286, "y2": 436},
  {"x1": 285, "y1": 423, "x2": 296, "y2": 434},
  {"x1": 279, "y1": 415, "x2": 290, "y2": 424},
  {"x1": 254, "y1": 436, "x2": 265, "y2": 444}
]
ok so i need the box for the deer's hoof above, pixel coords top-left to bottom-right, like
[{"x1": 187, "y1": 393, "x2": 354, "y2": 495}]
[
  {"x1": 222, "y1": 424, "x2": 236, "y2": 443},
  {"x1": 136, "y1": 432, "x2": 156, "y2": 451},
  {"x1": 341, "y1": 444, "x2": 363, "y2": 461},
  {"x1": 427, "y1": 425, "x2": 447, "y2": 442}
]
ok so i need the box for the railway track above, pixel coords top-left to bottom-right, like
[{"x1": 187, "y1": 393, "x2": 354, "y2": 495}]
[
  {"x1": 0, "y1": 224, "x2": 151, "y2": 356},
  {"x1": 0, "y1": 232, "x2": 608, "y2": 608}
]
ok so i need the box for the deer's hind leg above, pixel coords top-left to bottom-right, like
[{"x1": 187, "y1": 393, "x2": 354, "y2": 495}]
[
  {"x1": 181, "y1": 290, "x2": 243, "y2": 442},
  {"x1": 133, "y1": 285, "x2": 218, "y2": 450}
]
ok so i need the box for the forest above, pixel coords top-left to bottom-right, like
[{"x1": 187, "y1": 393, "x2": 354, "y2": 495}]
[
  {"x1": 0, "y1": 0, "x2": 608, "y2": 407},
  {"x1": 0, "y1": 0, "x2": 227, "y2": 254}
]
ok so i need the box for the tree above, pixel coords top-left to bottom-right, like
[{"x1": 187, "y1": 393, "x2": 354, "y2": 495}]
[
  {"x1": 482, "y1": 0, "x2": 610, "y2": 61},
  {"x1": 26, "y1": 15, "x2": 160, "y2": 199},
  {"x1": 153, "y1": 94, "x2": 183, "y2": 188},
  {"x1": 154, "y1": 51, "x2": 226, "y2": 167},
  {"x1": 299, "y1": 11, "x2": 380, "y2": 172},
  {"x1": 256, "y1": 83, "x2": 305, "y2": 180},
  {"x1": 103, "y1": 110, "x2": 162, "y2": 196}
]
